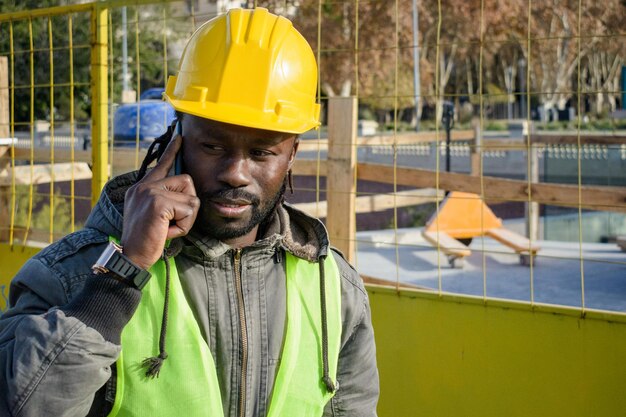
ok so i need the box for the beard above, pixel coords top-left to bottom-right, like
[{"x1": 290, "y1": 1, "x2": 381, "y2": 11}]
[{"x1": 195, "y1": 181, "x2": 286, "y2": 241}]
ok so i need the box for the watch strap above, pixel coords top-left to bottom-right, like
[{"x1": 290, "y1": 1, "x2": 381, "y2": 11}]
[
  {"x1": 107, "y1": 251, "x2": 152, "y2": 290},
  {"x1": 93, "y1": 241, "x2": 152, "y2": 290}
]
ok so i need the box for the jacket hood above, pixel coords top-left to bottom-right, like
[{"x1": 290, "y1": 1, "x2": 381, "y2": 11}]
[{"x1": 84, "y1": 171, "x2": 330, "y2": 262}]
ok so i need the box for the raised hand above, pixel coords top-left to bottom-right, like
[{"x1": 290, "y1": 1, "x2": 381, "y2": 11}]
[{"x1": 120, "y1": 135, "x2": 200, "y2": 270}]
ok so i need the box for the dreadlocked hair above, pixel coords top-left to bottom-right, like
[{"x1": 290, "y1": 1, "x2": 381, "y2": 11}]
[{"x1": 136, "y1": 121, "x2": 177, "y2": 183}]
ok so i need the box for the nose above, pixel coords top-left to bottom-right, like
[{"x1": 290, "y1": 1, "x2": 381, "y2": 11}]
[{"x1": 216, "y1": 153, "x2": 252, "y2": 188}]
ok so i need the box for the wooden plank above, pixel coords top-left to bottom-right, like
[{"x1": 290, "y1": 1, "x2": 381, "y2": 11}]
[
  {"x1": 297, "y1": 139, "x2": 329, "y2": 152},
  {"x1": 353, "y1": 189, "x2": 442, "y2": 213},
  {"x1": 485, "y1": 228, "x2": 539, "y2": 253},
  {"x1": 465, "y1": 137, "x2": 626, "y2": 151},
  {"x1": 297, "y1": 132, "x2": 626, "y2": 153},
  {"x1": 357, "y1": 129, "x2": 474, "y2": 146},
  {"x1": 529, "y1": 134, "x2": 626, "y2": 146},
  {"x1": 12, "y1": 135, "x2": 624, "y2": 164},
  {"x1": 12, "y1": 147, "x2": 147, "y2": 167},
  {"x1": 10, "y1": 145, "x2": 626, "y2": 216},
  {"x1": 297, "y1": 129, "x2": 476, "y2": 152},
  {"x1": 0, "y1": 162, "x2": 92, "y2": 186},
  {"x1": 481, "y1": 139, "x2": 528, "y2": 151},
  {"x1": 292, "y1": 158, "x2": 326, "y2": 177},
  {"x1": 326, "y1": 97, "x2": 358, "y2": 262},
  {"x1": 14, "y1": 147, "x2": 92, "y2": 163},
  {"x1": 474, "y1": 133, "x2": 626, "y2": 149},
  {"x1": 361, "y1": 275, "x2": 425, "y2": 290},
  {"x1": 422, "y1": 230, "x2": 472, "y2": 258},
  {"x1": 293, "y1": 188, "x2": 443, "y2": 218},
  {"x1": 356, "y1": 163, "x2": 626, "y2": 213},
  {"x1": 298, "y1": 160, "x2": 626, "y2": 214}
]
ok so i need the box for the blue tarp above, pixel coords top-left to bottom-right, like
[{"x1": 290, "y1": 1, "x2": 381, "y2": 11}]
[{"x1": 113, "y1": 99, "x2": 175, "y2": 145}]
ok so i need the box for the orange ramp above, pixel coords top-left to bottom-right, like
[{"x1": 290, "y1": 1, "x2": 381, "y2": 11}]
[{"x1": 421, "y1": 192, "x2": 540, "y2": 267}]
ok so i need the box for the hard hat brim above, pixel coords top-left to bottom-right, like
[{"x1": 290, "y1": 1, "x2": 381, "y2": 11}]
[{"x1": 164, "y1": 95, "x2": 320, "y2": 135}]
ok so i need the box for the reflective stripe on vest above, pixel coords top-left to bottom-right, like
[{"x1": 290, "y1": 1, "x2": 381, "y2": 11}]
[{"x1": 107, "y1": 251, "x2": 341, "y2": 417}]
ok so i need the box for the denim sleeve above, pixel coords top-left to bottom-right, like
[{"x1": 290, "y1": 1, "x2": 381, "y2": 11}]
[{"x1": 0, "y1": 255, "x2": 135, "y2": 417}]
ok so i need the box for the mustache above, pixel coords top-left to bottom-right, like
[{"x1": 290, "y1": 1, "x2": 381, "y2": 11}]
[{"x1": 200, "y1": 188, "x2": 260, "y2": 205}]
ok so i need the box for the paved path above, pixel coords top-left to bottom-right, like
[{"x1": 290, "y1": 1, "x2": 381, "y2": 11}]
[{"x1": 355, "y1": 227, "x2": 626, "y2": 313}]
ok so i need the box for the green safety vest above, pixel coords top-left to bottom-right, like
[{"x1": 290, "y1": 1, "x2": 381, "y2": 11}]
[{"x1": 107, "y1": 251, "x2": 341, "y2": 417}]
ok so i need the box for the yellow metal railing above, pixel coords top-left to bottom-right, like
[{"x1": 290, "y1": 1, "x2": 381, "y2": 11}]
[
  {"x1": 90, "y1": 5, "x2": 109, "y2": 207},
  {"x1": 1, "y1": 3, "x2": 103, "y2": 244},
  {"x1": 0, "y1": 0, "x2": 193, "y2": 244}
]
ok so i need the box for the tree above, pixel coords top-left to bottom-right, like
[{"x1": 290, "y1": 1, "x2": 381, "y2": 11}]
[
  {"x1": 0, "y1": 0, "x2": 91, "y2": 123},
  {"x1": 579, "y1": 1, "x2": 626, "y2": 116},
  {"x1": 0, "y1": 1, "x2": 189, "y2": 127},
  {"x1": 290, "y1": 0, "x2": 419, "y2": 126},
  {"x1": 109, "y1": 4, "x2": 189, "y2": 101},
  {"x1": 288, "y1": 0, "x2": 624, "y2": 124},
  {"x1": 525, "y1": 0, "x2": 625, "y2": 111}
]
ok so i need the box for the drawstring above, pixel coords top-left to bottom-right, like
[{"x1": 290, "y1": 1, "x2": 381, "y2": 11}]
[
  {"x1": 319, "y1": 257, "x2": 338, "y2": 393},
  {"x1": 141, "y1": 242, "x2": 182, "y2": 379},
  {"x1": 137, "y1": 239, "x2": 337, "y2": 392},
  {"x1": 142, "y1": 250, "x2": 171, "y2": 378},
  {"x1": 136, "y1": 122, "x2": 180, "y2": 378}
]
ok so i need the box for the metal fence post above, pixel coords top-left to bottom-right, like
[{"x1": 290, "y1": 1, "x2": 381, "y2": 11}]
[
  {"x1": 0, "y1": 56, "x2": 9, "y2": 242},
  {"x1": 525, "y1": 121, "x2": 539, "y2": 241},
  {"x1": 0, "y1": 56, "x2": 7, "y2": 140},
  {"x1": 471, "y1": 118, "x2": 482, "y2": 177},
  {"x1": 90, "y1": 5, "x2": 108, "y2": 207},
  {"x1": 326, "y1": 97, "x2": 358, "y2": 263}
]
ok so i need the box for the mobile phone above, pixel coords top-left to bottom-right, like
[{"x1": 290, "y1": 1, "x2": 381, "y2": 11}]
[{"x1": 174, "y1": 120, "x2": 184, "y2": 176}]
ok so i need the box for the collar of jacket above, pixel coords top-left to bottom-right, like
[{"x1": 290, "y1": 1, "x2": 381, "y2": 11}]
[{"x1": 84, "y1": 171, "x2": 330, "y2": 263}]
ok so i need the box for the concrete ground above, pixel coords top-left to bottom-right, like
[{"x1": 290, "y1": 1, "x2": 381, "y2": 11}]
[{"x1": 354, "y1": 227, "x2": 626, "y2": 313}]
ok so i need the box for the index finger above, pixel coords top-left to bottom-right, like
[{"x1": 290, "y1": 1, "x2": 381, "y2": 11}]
[{"x1": 143, "y1": 133, "x2": 182, "y2": 181}]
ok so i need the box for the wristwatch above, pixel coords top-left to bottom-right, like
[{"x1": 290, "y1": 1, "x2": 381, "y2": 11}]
[{"x1": 92, "y1": 241, "x2": 152, "y2": 290}]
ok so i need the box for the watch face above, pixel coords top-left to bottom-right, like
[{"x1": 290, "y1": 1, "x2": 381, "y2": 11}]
[
  {"x1": 92, "y1": 242, "x2": 122, "y2": 274},
  {"x1": 91, "y1": 241, "x2": 151, "y2": 289}
]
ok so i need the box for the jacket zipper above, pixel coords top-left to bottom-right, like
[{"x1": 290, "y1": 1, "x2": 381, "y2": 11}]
[{"x1": 234, "y1": 249, "x2": 248, "y2": 417}]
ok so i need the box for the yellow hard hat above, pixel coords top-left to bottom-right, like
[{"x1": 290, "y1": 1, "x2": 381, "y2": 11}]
[{"x1": 164, "y1": 8, "x2": 320, "y2": 134}]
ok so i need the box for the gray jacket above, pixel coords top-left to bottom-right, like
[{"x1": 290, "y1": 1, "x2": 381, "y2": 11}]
[{"x1": 0, "y1": 172, "x2": 379, "y2": 417}]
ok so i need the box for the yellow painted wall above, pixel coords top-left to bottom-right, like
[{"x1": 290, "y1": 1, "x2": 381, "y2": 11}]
[
  {"x1": 0, "y1": 244, "x2": 41, "y2": 312},
  {"x1": 367, "y1": 285, "x2": 626, "y2": 417}
]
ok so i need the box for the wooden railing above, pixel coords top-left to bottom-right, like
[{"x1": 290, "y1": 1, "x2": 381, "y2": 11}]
[{"x1": 2, "y1": 92, "x2": 625, "y2": 257}]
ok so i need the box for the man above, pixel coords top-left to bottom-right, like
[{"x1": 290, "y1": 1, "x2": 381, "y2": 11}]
[{"x1": 0, "y1": 7, "x2": 379, "y2": 417}]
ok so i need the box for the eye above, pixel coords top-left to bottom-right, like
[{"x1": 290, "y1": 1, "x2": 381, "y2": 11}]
[
  {"x1": 202, "y1": 143, "x2": 224, "y2": 153},
  {"x1": 250, "y1": 149, "x2": 274, "y2": 158}
]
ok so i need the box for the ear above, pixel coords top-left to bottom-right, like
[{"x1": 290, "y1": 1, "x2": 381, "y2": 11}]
[{"x1": 287, "y1": 136, "x2": 299, "y2": 170}]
